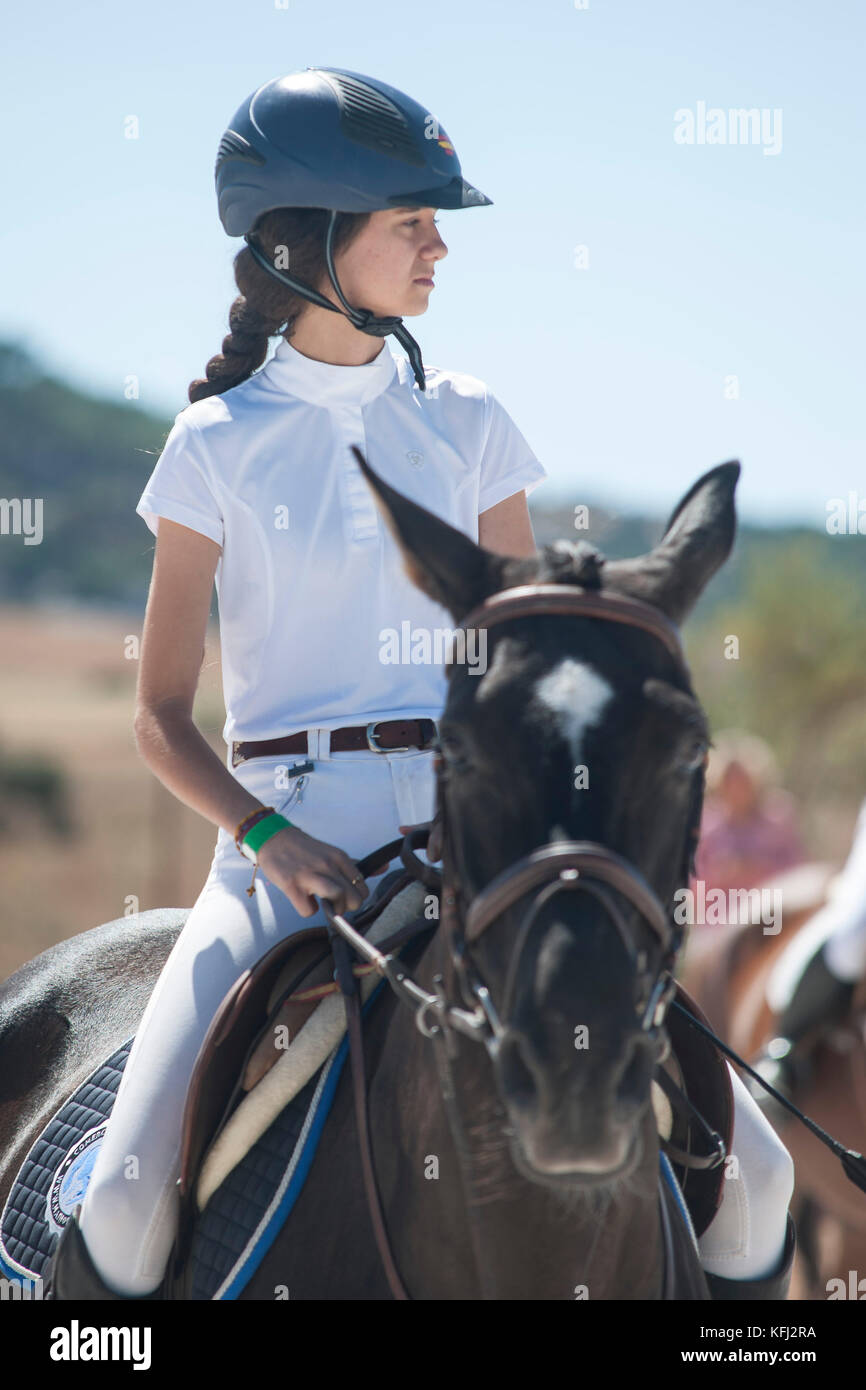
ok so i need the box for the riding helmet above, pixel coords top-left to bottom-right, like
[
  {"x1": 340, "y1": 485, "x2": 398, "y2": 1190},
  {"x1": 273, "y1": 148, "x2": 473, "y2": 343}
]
[{"x1": 213, "y1": 67, "x2": 493, "y2": 390}]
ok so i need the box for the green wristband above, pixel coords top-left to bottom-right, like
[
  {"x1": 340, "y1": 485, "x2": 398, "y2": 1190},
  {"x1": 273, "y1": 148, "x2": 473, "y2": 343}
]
[{"x1": 242, "y1": 812, "x2": 293, "y2": 860}]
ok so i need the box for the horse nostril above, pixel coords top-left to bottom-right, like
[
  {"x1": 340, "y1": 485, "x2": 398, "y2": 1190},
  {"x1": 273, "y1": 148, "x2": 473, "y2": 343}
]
[{"x1": 497, "y1": 1031, "x2": 539, "y2": 1111}]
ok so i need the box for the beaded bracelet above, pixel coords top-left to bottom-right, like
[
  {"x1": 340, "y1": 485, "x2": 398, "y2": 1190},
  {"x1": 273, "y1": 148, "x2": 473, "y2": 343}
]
[
  {"x1": 235, "y1": 804, "x2": 276, "y2": 846},
  {"x1": 234, "y1": 804, "x2": 295, "y2": 897}
]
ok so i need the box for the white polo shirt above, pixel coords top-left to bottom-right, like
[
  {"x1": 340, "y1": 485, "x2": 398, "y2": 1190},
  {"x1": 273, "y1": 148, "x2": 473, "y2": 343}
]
[{"x1": 135, "y1": 337, "x2": 548, "y2": 758}]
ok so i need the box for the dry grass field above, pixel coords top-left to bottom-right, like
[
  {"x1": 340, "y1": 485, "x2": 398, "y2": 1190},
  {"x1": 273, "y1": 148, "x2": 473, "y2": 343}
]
[{"x1": 0, "y1": 600, "x2": 226, "y2": 980}]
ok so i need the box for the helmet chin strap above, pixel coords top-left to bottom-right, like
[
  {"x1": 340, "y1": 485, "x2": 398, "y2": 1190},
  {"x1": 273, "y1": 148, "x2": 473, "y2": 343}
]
[{"x1": 243, "y1": 210, "x2": 427, "y2": 391}]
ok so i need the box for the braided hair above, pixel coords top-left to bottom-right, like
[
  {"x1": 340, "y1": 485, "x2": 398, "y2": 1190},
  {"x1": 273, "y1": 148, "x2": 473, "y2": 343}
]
[{"x1": 188, "y1": 207, "x2": 372, "y2": 403}]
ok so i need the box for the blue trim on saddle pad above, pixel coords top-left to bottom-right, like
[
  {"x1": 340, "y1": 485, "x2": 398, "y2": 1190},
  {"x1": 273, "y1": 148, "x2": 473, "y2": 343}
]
[
  {"x1": 659, "y1": 1150, "x2": 700, "y2": 1254},
  {"x1": 0, "y1": 1245, "x2": 42, "y2": 1289},
  {"x1": 213, "y1": 1031, "x2": 349, "y2": 1298}
]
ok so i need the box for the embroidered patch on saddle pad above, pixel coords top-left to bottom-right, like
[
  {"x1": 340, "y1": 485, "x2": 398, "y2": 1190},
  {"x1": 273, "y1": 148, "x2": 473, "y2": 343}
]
[{"x1": 0, "y1": 1040, "x2": 131, "y2": 1290}]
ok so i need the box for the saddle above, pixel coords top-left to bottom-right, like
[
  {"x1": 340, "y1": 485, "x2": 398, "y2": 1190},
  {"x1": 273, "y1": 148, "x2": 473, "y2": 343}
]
[{"x1": 168, "y1": 838, "x2": 734, "y2": 1287}]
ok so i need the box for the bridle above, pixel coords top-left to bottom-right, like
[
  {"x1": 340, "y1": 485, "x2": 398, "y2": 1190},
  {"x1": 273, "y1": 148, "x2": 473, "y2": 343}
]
[
  {"x1": 423, "y1": 583, "x2": 696, "y2": 1056},
  {"x1": 320, "y1": 581, "x2": 705, "y2": 1297}
]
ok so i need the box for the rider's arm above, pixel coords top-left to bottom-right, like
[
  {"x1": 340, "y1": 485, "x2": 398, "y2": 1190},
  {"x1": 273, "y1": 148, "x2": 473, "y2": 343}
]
[
  {"x1": 133, "y1": 518, "x2": 265, "y2": 838},
  {"x1": 478, "y1": 489, "x2": 537, "y2": 558}
]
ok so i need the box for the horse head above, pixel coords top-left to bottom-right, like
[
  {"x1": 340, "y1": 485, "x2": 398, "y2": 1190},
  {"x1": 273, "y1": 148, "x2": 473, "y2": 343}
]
[{"x1": 354, "y1": 447, "x2": 738, "y2": 1187}]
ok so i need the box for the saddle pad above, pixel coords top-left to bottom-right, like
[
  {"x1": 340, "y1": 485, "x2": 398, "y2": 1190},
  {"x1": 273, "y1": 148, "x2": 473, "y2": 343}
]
[
  {"x1": 0, "y1": 1039, "x2": 132, "y2": 1286},
  {"x1": 0, "y1": 991, "x2": 383, "y2": 1299}
]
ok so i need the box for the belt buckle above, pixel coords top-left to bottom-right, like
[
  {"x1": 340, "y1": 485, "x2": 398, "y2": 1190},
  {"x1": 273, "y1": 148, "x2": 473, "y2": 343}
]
[{"x1": 366, "y1": 721, "x2": 409, "y2": 753}]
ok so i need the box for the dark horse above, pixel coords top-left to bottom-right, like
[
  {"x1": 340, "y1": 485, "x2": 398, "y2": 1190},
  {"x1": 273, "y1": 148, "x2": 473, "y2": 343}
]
[{"x1": 0, "y1": 457, "x2": 739, "y2": 1298}]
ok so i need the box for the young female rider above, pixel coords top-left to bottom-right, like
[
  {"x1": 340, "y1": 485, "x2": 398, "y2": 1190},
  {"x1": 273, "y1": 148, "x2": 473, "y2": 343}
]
[{"x1": 46, "y1": 67, "x2": 794, "y2": 1300}]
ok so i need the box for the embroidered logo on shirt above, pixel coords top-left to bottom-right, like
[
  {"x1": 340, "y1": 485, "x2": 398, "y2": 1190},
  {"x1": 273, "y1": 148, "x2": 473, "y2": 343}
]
[{"x1": 406, "y1": 451, "x2": 425, "y2": 469}]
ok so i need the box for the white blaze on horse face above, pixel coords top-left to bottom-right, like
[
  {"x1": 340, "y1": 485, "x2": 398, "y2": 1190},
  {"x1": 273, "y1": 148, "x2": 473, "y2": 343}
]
[{"x1": 535, "y1": 660, "x2": 614, "y2": 768}]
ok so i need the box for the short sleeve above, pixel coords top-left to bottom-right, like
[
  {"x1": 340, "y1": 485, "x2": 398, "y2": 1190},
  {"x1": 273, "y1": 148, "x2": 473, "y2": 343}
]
[
  {"x1": 135, "y1": 413, "x2": 224, "y2": 547},
  {"x1": 477, "y1": 389, "x2": 548, "y2": 514}
]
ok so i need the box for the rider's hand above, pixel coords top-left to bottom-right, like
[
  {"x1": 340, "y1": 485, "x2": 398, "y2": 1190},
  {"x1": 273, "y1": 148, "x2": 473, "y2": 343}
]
[
  {"x1": 255, "y1": 823, "x2": 369, "y2": 917},
  {"x1": 240, "y1": 827, "x2": 368, "y2": 1093}
]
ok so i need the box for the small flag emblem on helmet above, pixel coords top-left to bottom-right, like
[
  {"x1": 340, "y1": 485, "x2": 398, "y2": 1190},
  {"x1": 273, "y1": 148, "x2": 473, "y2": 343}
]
[{"x1": 437, "y1": 136, "x2": 454, "y2": 154}]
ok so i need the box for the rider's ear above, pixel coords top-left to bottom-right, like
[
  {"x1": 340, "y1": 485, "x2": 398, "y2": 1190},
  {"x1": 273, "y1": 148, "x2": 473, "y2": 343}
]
[
  {"x1": 351, "y1": 446, "x2": 533, "y2": 622},
  {"x1": 603, "y1": 461, "x2": 740, "y2": 626}
]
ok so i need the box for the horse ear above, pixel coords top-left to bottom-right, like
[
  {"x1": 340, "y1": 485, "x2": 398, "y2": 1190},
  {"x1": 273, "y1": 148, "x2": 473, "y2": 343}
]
[
  {"x1": 604, "y1": 461, "x2": 740, "y2": 625},
  {"x1": 352, "y1": 446, "x2": 516, "y2": 621}
]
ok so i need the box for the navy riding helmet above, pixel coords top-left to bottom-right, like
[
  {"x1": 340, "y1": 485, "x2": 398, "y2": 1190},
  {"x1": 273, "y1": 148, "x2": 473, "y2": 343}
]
[{"x1": 214, "y1": 67, "x2": 492, "y2": 390}]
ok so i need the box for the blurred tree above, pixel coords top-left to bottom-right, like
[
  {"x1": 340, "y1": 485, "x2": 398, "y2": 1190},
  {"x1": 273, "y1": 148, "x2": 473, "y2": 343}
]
[
  {"x1": 686, "y1": 534, "x2": 866, "y2": 819},
  {"x1": 0, "y1": 745, "x2": 74, "y2": 835}
]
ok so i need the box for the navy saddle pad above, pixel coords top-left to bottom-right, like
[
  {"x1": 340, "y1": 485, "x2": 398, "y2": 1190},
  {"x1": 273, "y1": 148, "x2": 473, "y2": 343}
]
[{"x1": 0, "y1": 1012, "x2": 366, "y2": 1299}]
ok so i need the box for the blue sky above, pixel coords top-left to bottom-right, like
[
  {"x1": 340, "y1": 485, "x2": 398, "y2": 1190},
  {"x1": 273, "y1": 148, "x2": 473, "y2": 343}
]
[{"x1": 3, "y1": 0, "x2": 863, "y2": 525}]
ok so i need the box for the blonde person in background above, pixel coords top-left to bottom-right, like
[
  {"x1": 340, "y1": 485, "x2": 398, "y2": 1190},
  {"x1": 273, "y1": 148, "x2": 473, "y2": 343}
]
[{"x1": 694, "y1": 730, "x2": 805, "y2": 898}]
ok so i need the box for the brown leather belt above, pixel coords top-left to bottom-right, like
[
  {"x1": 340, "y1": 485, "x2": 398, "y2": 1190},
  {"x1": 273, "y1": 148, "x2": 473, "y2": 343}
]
[{"x1": 231, "y1": 717, "x2": 438, "y2": 768}]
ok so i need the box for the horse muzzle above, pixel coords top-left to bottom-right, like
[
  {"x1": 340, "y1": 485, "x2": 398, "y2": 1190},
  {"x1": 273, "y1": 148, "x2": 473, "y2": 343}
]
[{"x1": 495, "y1": 1025, "x2": 656, "y2": 1181}]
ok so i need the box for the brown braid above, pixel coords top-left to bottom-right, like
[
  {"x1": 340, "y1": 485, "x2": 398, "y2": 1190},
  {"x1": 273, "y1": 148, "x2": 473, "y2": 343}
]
[{"x1": 188, "y1": 207, "x2": 372, "y2": 403}]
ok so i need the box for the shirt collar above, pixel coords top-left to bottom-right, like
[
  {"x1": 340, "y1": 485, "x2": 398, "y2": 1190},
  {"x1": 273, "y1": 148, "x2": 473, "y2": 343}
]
[{"x1": 262, "y1": 335, "x2": 398, "y2": 406}]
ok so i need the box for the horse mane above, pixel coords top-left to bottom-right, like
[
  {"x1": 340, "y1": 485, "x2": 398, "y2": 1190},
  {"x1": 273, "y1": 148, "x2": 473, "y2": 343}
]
[{"x1": 535, "y1": 540, "x2": 606, "y2": 589}]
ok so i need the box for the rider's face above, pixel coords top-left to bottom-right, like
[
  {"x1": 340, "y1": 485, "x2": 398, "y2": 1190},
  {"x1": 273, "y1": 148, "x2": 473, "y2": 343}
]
[{"x1": 328, "y1": 206, "x2": 448, "y2": 318}]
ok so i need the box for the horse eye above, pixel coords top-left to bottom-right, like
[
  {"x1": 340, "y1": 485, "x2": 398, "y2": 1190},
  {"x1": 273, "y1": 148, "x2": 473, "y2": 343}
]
[{"x1": 680, "y1": 739, "x2": 708, "y2": 773}]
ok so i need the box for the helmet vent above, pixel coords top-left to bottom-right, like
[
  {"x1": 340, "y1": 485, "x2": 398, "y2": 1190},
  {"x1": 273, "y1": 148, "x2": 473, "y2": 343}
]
[
  {"x1": 215, "y1": 130, "x2": 266, "y2": 178},
  {"x1": 323, "y1": 72, "x2": 425, "y2": 168}
]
